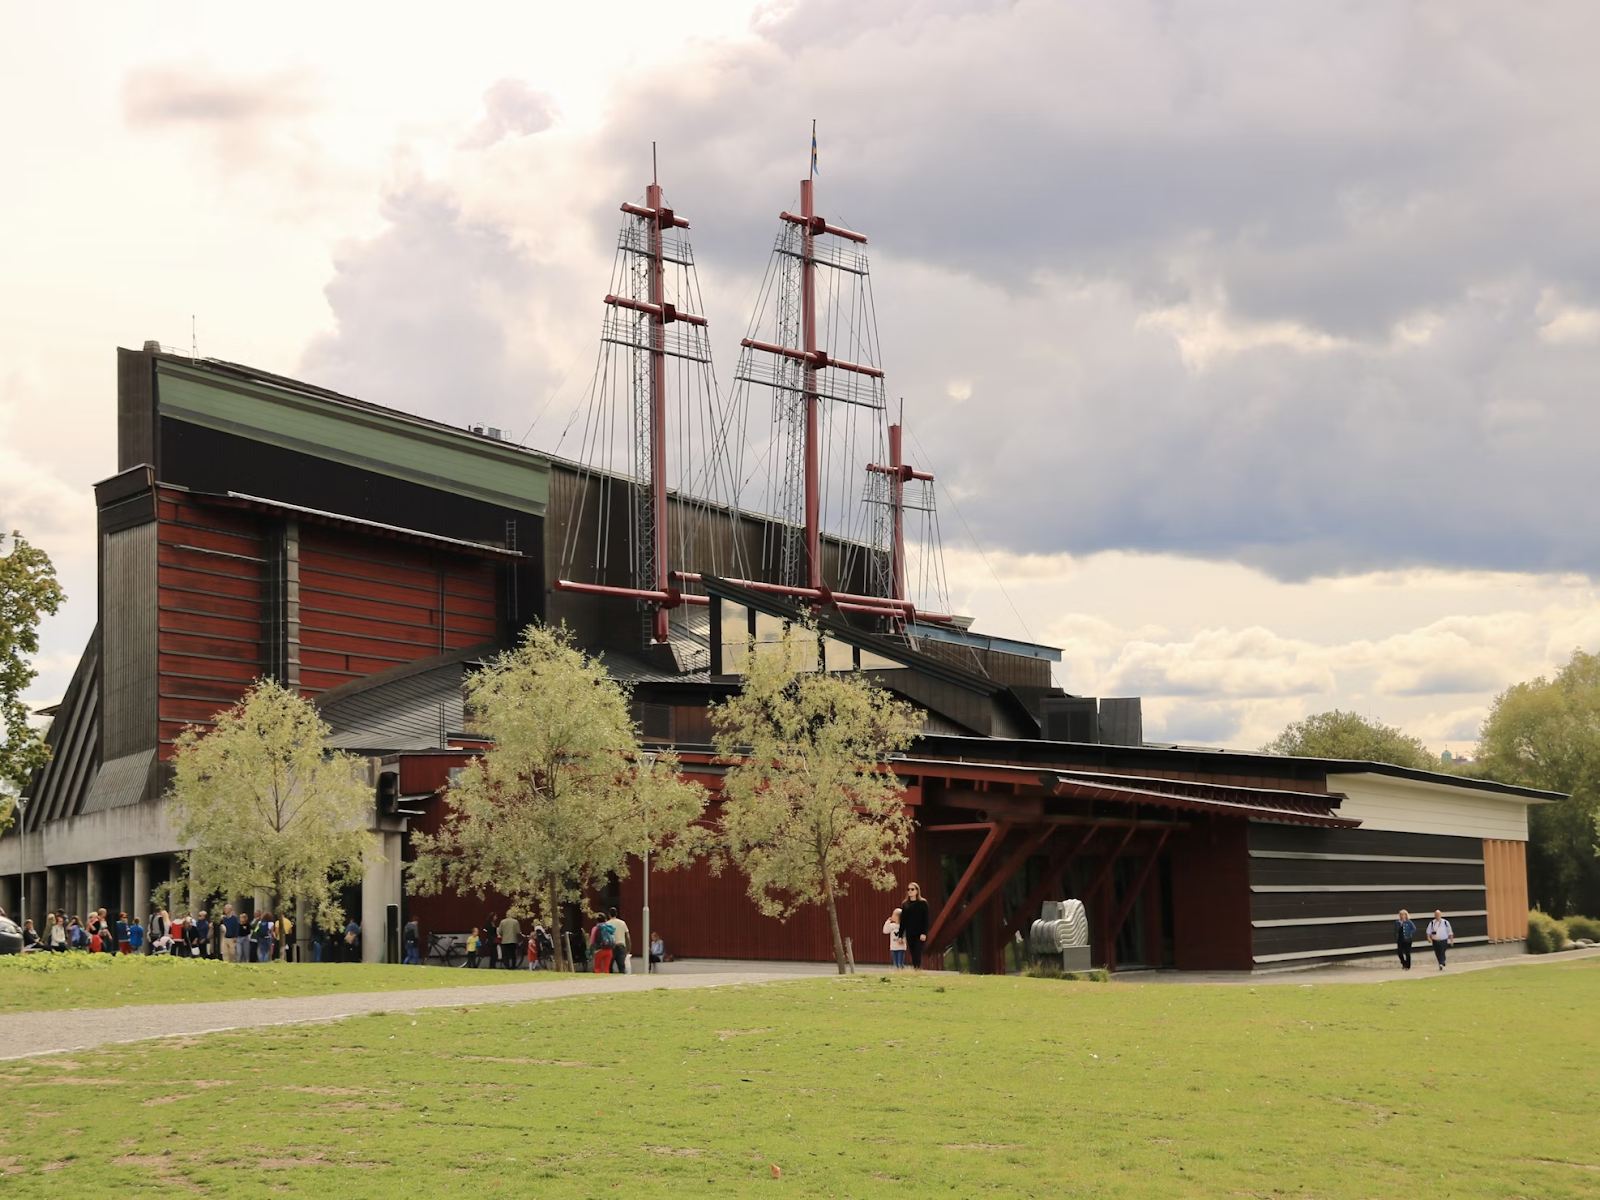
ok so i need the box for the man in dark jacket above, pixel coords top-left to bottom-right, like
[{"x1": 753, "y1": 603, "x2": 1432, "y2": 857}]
[
  {"x1": 1394, "y1": 909, "x2": 1416, "y2": 970},
  {"x1": 899, "y1": 883, "x2": 931, "y2": 969}
]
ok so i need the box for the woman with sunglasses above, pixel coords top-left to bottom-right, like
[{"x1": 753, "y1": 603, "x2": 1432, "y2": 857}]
[{"x1": 900, "y1": 883, "x2": 931, "y2": 969}]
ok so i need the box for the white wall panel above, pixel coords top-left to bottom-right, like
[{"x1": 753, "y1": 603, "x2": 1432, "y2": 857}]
[{"x1": 1329, "y1": 772, "x2": 1534, "y2": 841}]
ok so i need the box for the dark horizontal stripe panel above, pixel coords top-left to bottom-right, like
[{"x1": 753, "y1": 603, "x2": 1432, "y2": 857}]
[
  {"x1": 1249, "y1": 823, "x2": 1483, "y2": 862},
  {"x1": 1252, "y1": 889, "x2": 1485, "y2": 922},
  {"x1": 1254, "y1": 915, "x2": 1488, "y2": 957},
  {"x1": 1251, "y1": 858, "x2": 1484, "y2": 888}
]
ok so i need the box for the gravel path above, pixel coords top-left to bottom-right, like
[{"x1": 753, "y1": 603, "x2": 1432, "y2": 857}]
[{"x1": 0, "y1": 970, "x2": 827, "y2": 1062}]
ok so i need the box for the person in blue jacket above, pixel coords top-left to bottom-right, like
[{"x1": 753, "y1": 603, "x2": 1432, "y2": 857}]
[{"x1": 1394, "y1": 909, "x2": 1416, "y2": 970}]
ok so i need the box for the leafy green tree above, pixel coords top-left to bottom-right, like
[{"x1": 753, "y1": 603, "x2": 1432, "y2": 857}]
[
  {"x1": 1262, "y1": 709, "x2": 1436, "y2": 771},
  {"x1": 1477, "y1": 650, "x2": 1600, "y2": 917},
  {"x1": 713, "y1": 622, "x2": 922, "y2": 975},
  {"x1": 0, "y1": 531, "x2": 66, "y2": 831},
  {"x1": 409, "y1": 624, "x2": 707, "y2": 969},
  {"x1": 166, "y1": 678, "x2": 372, "y2": 925}
]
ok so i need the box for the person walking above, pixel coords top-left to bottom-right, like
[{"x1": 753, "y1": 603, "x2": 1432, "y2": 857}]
[
  {"x1": 497, "y1": 913, "x2": 522, "y2": 970},
  {"x1": 884, "y1": 907, "x2": 907, "y2": 969},
  {"x1": 255, "y1": 911, "x2": 274, "y2": 963},
  {"x1": 344, "y1": 918, "x2": 361, "y2": 962},
  {"x1": 276, "y1": 911, "x2": 294, "y2": 962},
  {"x1": 607, "y1": 908, "x2": 631, "y2": 974},
  {"x1": 1426, "y1": 910, "x2": 1454, "y2": 970},
  {"x1": 127, "y1": 915, "x2": 144, "y2": 956},
  {"x1": 465, "y1": 927, "x2": 482, "y2": 969},
  {"x1": 589, "y1": 915, "x2": 613, "y2": 974},
  {"x1": 402, "y1": 918, "x2": 421, "y2": 966},
  {"x1": 899, "y1": 883, "x2": 931, "y2": 970},
  {"x1": 1394, "y1": 909, "x2": 1416, "y2": 970},
  {"x1": 115, "y1": 912, "x2": 131, "y2": 955}
]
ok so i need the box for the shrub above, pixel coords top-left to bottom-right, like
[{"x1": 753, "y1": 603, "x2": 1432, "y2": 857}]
[
  {"x1": 1527, "y1": 909, "x2": 1567, "y2": 953},
  {"x1": 0, "y1": 951, "x2": 112, "y2": 974},
  {"x1": 1564, "y1": 914, "x2": 1600, "y2": 942}
]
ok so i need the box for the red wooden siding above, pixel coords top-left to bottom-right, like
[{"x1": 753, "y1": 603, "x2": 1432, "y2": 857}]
[
  {"x1": 297, "y1": 526, "x2": 497, "y2": 694},
  {"x1": 1168, "y1": 820, "x2": 1252, "y2": 970},
  {"x1": 155, "y1": 490, "x2": 267, "y2": 755}
]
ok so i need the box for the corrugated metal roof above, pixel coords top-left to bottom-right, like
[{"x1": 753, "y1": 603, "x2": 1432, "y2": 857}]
[
  {"x1": 321, "y1": 659, "x2": 471, "y2": 752},
  {"x1": 20, "y1": 628, "x2": 101, "y2": 830}
]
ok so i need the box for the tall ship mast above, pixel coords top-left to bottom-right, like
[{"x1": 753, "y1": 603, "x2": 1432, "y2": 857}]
[{"x1": 555, "y1": 142, "x2": 951, "y2": 649}]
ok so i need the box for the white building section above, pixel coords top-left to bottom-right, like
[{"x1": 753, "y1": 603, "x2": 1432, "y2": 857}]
[{"x1": 1327, "y1": 772, "x2": 1541, "y2": 841}]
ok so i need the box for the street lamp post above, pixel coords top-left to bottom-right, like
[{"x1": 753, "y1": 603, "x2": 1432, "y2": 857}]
[
  {"x1": 13, "y1": 796, "x2": 26, "y2": 932},
  {"x1": 639, "y1": 751, "x2": 655, "y2": 976}
]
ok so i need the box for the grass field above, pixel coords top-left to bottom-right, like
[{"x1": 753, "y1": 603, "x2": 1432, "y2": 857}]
[
  {"x1": 0, "y1": 953, "x2": 543, "y2": 1014},
  {"x1": 2, "y1": 959, "x2": 1597, "y2": 1197}
]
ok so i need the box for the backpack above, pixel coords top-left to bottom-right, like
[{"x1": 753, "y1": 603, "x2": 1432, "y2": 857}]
[{"x1": 599, "y1": 922, "x2": 616, "y2": 949}]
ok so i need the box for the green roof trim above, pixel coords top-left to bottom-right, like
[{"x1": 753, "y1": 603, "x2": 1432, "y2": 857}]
[{"x1": 155, "y1": 362, "x2": 548, "y2": 515}]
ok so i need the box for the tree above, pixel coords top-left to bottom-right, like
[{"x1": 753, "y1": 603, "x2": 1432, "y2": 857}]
[
  {"x1": 713, "y1": 622, "x2": 922, "y2": 975},
  {"x1": 1477, "y1": 650, "x2": 1600, "y2": 917},
  {"x1": 1262, "y1": 709, "x2": 1436, "y2": 771},
  {"x1": 409, "y1": 624, "x2": 707, "y2": 969},
  {"x1": 0, "y1": 531, "x2": 66, "y2": 832},
  {"x1": 166, "y1": 678, "x2": 372, "y2": 926}
]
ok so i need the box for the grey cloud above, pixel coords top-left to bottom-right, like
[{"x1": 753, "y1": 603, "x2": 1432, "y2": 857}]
[
  {"x1": 123, "y1": 62, "x2": 319, "y2": 127},
  {"x1": 299, "y1": 183, "x2": 559, "y2": 432},
  {"x1": 1148, "y1": 700, "x2": 1244, "y2": 746},
  {"x1": 463, "y1": 80, "x2": 559, "y2": 150},
  {"x1": 569, "y1": 1, "x2": 1600, "y2": 579}
]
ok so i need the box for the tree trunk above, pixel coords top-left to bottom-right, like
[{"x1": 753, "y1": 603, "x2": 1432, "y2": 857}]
[
  {"x1": 823, "y1": 874, "x2": 848, "y2": 975},
  {"x1": 548, "y1": 877, "x2": 567, "y2": 973}
]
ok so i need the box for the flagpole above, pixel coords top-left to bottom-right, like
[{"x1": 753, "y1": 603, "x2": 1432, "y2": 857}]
[{"x1": 810, "y1": 118, "x2": 816, "y2": 181}]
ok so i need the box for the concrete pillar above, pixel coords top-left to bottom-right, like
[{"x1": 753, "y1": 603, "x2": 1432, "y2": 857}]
[
  {"x1": 86, "y1": 860, "x2": 105, "y2": 918},
  {"x1": 46, "y1": 865, "x2": 62, "y2": 916},
  {"x1": 361, "y1": 832, "x2": 401, "y2": 964},
  {"x1": 132, "y1": 857, "x2": 152, "y2": 926}
]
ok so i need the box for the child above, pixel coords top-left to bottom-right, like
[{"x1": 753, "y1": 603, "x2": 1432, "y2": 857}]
[
  {"x1": 465, "y1": 927, "x2": 481, "y2": 969},
  {"x1": 884, "y1": 907, "x2": 907, "y2": 969}
]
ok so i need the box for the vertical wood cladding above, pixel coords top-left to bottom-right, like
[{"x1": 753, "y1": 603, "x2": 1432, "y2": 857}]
[
  {"x1": 295, "y1": 526, "x2": 497, "y2": 694},
  {"x1": 1483, "y1": 839, "x2": 1529, "y2": 941},
  {"x1": 1168, "y1": 820, "x2": 1253, "y2": 970},
  {"x1": 155, "y1": 491, "x2": 269, "y2": 754}
]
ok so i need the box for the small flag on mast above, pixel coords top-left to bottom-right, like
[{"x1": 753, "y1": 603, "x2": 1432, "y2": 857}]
[{"x1": 810, "y1": 120, "x2": 818, "y2": 178}]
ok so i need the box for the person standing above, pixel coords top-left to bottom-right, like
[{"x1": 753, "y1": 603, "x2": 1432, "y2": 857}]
[
  {"x1": 589, "y1": 915, "x2": 612, "y2": 974},
  {"x1": 497, "y1": 913, "x2": 522, "y2": 970},
  {"x1": 127, "y1": 916, "x2": 144, "y2": 956},
  {"x1": 884, "y1": 907, "x2": 907, "y2": 969},
  {"x1": 219, "y1": 906, "x2": 239, "y2": 964},
  {"x1": 193, "y1": 910, "x2": 211, "y2": 960},
  {"x1": 607, "y1": 908, "x2": 630, "y2": 974},
  {"x1": 899, "y1": 884, "x2": 931, "y2": 970},
  {"x1": 1426, "y1": 910, "x2": 1454, "y2": 970},
  {"x1": 149, "y1": 908, "x2": 170, "y2": 957},
  {"x1": 1394, "y1": 909, "x2": 1416, "y2": 970},
  {"x1": 344, "y1": 918, "x2": 361, "y2": 962}
]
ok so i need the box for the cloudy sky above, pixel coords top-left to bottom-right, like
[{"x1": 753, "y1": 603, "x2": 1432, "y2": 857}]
[{"x1": 5, "y1": 1, "x2": 1598, "y2": 753}]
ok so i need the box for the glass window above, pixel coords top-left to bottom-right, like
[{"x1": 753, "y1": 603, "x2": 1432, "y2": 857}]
[
  {"x1": 859, "y1": 647, "x2": 903, "y2": 670},
  {"x1": 790, "y1": 634, "x2": 820, "y2": 673},
  {"x1": 754, "y1": 611, "x2": 785, "y2": 643},
  {"x1": 722, "y1": 639, "x2": 748, "y2": 675},
  {"x1": 720, "y1": 599, "x2": 749, "y2": 643}
]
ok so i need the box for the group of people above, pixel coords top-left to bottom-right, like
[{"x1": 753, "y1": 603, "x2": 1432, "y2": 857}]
[
  {"x1": 1395, "y1": 908, "x2": 1455, "y2": 970},
  {"x1": 882, "y1": 882, "x2": 932, "y2": 969},
  {"x1": 445, "y1": 910, "x2": 669, "y2": 973},
  {"x1": 4, "y1": 902, "x2": 307, "y2": 962}
]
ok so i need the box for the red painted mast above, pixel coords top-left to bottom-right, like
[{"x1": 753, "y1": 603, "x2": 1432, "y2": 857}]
[
  {"x1": 866, "y1": 423, "x2": 934, "y2": 608},
  {"x1": 646, "y1": 170, "x2": 671, "y2": 643},
  {"x1": 801, "y1": 177, "x2": 821, "y2": 590}
]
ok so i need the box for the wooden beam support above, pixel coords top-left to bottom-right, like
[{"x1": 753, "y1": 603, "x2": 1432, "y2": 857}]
[
  {"x1": 1104, "y1": 828, "x2": 1172, "y2": 973},
  {"x1": 996, "y1": 823, "x2": 1101, "y2": 947},
  {"x1": 924, "y1": 820, "x2": 1010, "y2": 953},
  {"x1": 926, "y1": 824, "x2": 1056, "y2": 961}
]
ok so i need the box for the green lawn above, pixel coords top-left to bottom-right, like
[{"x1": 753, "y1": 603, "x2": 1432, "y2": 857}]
[
  {"x1": 2, "y1": 960, "x2": 1597, "y2": 1197},
  {"x1": 0, "y1": 953, "x2": 541, "y2": 1014}
]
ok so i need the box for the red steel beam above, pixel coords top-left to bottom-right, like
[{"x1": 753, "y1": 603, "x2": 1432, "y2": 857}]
[
  {"x1": 604, "y1": 294, "x2": 707, "y2": 326},
  {"x1": 800, "y1": 179, "x2": 820, "y2": 590},
  {"x1": 739, "y1": 337, "x2": 885, "y2": 379},
  {"x1": 1103, "y1": 827, "x2": 1172, "y2": 973},
  {"x1": 996, "y1": 824, "x2": 1101, "y2": 947},
  {"x1": 779, "y1": 210, "x2": 867, "y2": 243},
  {"x1": 671, "y1": 573, "x2": 954, "y2": 622},
  {"x1": 621, "y1": 201, "x2": 690, "y2": 228},
  {"x1": 553, "y1": 579, "x2": 708, "y2": 606},
  {"x1": 924, "y1": 820, "x2": 1011, "y2": 954},
  {"x1": 927, "y1": 824, "x2": 1057, "y2": 961}
]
